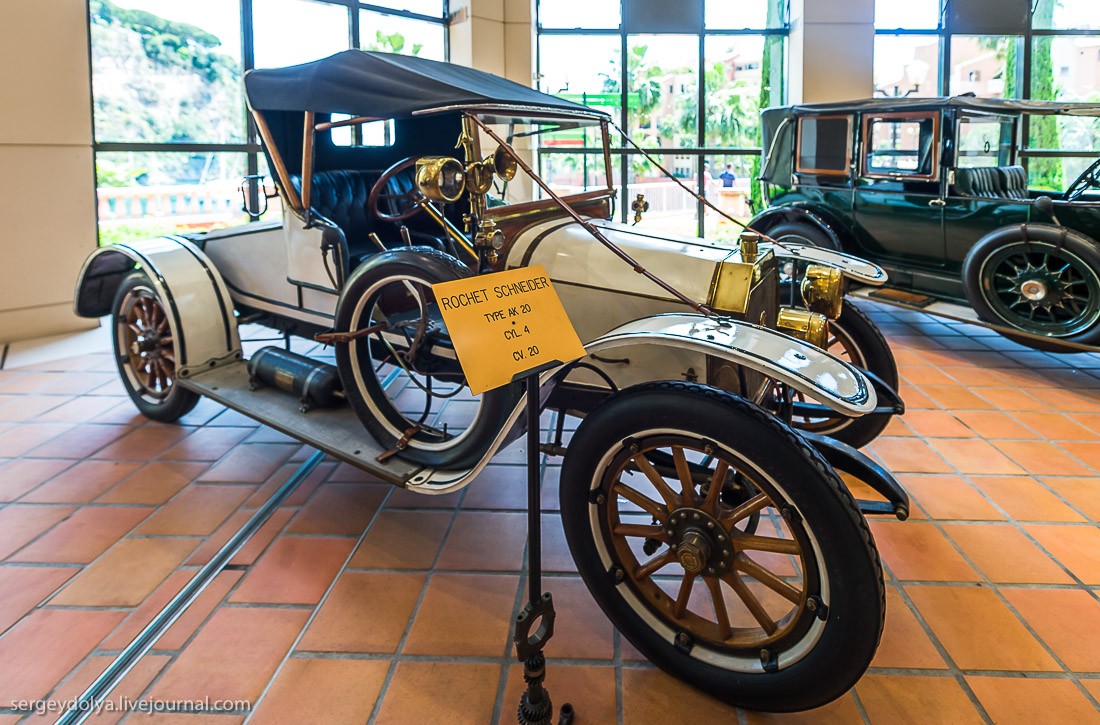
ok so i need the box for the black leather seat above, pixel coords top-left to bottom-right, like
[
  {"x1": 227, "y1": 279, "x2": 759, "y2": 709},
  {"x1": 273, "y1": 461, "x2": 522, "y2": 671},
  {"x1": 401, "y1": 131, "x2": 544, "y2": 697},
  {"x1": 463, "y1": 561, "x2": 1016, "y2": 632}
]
[
  {"x1": 290, "y1": 169, "x2": 448, "y2": 268},
  {"x1": 955, "y1": 165, "x2": 1030, "y2": 200}
]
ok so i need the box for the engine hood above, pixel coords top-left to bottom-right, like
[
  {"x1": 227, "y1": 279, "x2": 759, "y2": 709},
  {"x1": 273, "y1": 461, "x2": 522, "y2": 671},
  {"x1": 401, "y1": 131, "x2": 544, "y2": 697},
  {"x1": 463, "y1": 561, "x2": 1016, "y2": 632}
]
[{"x1": 505, "y1": 217, "x2": 766, "y2": 309}]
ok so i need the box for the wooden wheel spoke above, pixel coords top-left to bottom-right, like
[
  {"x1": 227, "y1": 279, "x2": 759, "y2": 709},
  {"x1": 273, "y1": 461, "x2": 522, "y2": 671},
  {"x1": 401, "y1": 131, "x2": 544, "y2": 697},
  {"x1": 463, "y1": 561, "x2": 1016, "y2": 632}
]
[
  {"x1": 719, "y1": 492, "x2": 769, "y2": 528},
  {"x1": 672, "y1": 572, "x2": 695, "y2": 618},
  {"x1": 721, "y1": 570, "x2": 777, "y2": 635},
  {"x1": 631, "y1": 453, "x2": 680, "y2": 509},
  {"x1": 732, "y1": 531, "x2": 800, "y2": 555},
  {"x1": 127, "y1": 322, "x2": 143, "y2": 336},
  {"x1": 612, "y1": 523, "x2": 668, "y2": 540},
  {"x1": 735, "y1": 553, "x2": 803, "y2": 604},
  {"x1": 672, "y1": 446, "x2": 698, "y2": 506},
  {"x1": 704, "y1": 575, "x2": 732, "y2": 640},
  {"x1": 702, "y1": 460, "x2": 729, "y2": 514},
  {"x1": 613, "y1": 482, "x2": 668, "y2": 521},
  {"x1": 634, "y1": 549, "x2": 675, "y2": 579}
]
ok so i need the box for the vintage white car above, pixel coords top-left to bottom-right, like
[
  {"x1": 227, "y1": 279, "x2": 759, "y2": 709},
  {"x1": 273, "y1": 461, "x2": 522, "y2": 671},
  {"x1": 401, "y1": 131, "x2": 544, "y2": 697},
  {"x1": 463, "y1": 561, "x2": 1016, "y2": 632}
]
[{"x1": 73, "y1": 50, "x2": 907, "y2": 712}]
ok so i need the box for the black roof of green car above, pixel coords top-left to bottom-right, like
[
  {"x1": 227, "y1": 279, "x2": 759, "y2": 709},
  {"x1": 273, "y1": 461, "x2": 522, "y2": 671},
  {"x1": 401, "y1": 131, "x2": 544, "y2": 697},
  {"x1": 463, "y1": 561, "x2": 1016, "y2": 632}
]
[{"x1": 764, "y1": 96, "x2": 1100, "y2": 118}]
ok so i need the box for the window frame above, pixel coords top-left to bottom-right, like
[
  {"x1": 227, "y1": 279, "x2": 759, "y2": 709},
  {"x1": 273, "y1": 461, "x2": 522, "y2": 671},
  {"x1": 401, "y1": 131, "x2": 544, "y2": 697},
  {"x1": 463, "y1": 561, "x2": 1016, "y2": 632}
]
[
  {"x1": 860, "y1": 111, "x2": 941, "y2": 181},
  {"x1": 794, "y1": 114, "x2": 853, "y2": 177},
  {"x1": 954, "y1": 112, "x2": 1018, "y2": 168}
]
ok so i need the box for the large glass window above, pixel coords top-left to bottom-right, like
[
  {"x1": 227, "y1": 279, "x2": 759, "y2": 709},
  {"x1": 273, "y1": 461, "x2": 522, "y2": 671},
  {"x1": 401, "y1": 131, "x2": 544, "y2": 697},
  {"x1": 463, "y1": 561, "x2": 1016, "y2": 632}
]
[
  {"x1": 950, "y1": 36, "x2": 1020, "y2": 98},
  {"x1": 90, "y1": 0, "x2": 245, "y2": 144},
  {"x1": 253, "y1": 0, "x2": 350, "y2": 69},
  {"x1": 89, "y1": 0, "x2": 448, "y2": 244},
  {"x1": 537, "y1": 0, "x2": 789, "y2": 239}
]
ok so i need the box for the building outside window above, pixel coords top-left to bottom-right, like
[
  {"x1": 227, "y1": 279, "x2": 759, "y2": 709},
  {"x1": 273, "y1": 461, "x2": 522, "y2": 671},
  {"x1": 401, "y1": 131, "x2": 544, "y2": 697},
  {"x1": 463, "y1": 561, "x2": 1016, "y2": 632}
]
[
  {"x1": 89, "y1": 0, "x2": 448, "y2": 245},
  {"x1": 537, "y1": 0, "x2": 789, "y2": 240},
  {"x1": 872, "y1": 0, "x2": 1100, "y2": 191}
]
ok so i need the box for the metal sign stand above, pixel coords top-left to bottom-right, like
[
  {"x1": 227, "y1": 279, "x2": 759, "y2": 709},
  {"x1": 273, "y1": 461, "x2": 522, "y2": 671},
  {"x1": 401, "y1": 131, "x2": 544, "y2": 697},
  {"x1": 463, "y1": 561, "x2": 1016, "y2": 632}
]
[{"x1": 512, "y1": 372, "x2": 573, "y2": 725}]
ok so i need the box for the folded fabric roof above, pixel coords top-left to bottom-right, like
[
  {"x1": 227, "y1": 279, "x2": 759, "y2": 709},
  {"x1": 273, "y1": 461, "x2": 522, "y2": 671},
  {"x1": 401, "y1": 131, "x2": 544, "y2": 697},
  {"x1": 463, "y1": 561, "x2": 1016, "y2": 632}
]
[{"x1": 245, "y1": 49, "x2": 607, "y2": 120}]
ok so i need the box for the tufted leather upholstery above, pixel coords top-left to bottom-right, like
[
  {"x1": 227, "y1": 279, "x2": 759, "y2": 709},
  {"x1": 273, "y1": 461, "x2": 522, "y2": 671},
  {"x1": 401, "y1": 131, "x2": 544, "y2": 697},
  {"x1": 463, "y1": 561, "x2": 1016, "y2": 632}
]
[
  {"x1": 290, "y1": 170, "x2": 380, "y2": 247},
  {"x1": 289, "y1": 169, "x2": 448, "y2": 266},
  {"x1": 955, "y1": 165, "x2": 1030, "y2": 200}
]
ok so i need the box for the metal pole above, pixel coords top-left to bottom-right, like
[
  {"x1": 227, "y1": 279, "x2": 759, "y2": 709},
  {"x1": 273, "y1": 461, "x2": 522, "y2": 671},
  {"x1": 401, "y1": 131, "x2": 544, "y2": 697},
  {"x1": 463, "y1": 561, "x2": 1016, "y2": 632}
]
[{"x1": 526, "y1": 374, "x2": 541, "y2": 603}]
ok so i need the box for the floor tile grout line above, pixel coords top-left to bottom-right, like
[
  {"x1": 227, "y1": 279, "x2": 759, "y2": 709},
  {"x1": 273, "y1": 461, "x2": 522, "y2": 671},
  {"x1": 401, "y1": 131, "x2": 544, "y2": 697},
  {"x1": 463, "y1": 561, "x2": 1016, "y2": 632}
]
[
  {"x1": 364, "y1": 486, "x2": 468, "y2": 725},
  {"x1": 47, "y1": 449, "x2": 327, "y2": 725},
  {"x1": 245, "y1": 480, "x2": 396, "y2": 722},
  {"x1": 882, "y1": 336, "x2": 1100, "y2": 715},
  {"x1": 109, "y1": 448, "x2": 328, "y2": 715}
]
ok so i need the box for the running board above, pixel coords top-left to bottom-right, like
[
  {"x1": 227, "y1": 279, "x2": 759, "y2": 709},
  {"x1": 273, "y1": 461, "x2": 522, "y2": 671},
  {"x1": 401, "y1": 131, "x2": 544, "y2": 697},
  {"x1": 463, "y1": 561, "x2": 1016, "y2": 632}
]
[
  {"x1": 849, "y1": 287, "x2": 1100, "y2": 353},
  {"x1": 177, "y1": 361, "x2": 424, "y2": 486}
]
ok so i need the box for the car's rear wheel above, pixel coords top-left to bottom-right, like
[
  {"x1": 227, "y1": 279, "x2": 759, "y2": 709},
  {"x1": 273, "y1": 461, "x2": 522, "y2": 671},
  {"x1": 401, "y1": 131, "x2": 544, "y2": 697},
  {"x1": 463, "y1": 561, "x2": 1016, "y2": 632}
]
[
  {"x1": 560, "y1": 382, "x2": 884, "y2": 712},
  {"x1": 111, "y1": 272, "x2": 199, "y2": 422},
  {"x1": 963, "y1": 227, "x2": 1100, "y2": 351}
]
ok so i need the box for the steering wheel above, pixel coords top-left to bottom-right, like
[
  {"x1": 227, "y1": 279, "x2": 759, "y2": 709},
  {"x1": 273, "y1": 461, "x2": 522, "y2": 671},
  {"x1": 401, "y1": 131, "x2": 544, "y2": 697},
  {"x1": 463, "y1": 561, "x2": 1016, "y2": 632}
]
[
  {"x1": 1064, "y1": 157, "x2": 1100, "y2": 202},
  {"x1": 368, "y1": 156, "x2": 424, "y2": 222}
]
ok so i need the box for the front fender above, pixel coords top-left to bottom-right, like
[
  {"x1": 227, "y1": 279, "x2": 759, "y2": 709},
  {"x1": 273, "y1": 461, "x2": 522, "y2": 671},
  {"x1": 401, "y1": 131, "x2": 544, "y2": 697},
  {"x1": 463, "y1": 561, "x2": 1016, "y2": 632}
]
[
  {"x1": 584, "y1": 313, "x2": 876, "y2": 417},
  {"x1": 760, "y1": 241, "x2": 888, "y2": 286},
  {"x1": 73, "y1": 235, "x2": 240, "y2": 376}
]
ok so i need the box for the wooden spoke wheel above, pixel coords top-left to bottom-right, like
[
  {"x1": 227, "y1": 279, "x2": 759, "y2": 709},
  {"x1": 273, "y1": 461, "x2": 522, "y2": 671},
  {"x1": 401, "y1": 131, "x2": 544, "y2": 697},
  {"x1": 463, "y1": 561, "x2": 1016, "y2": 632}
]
[
  {"x1": 111, "y1": 273, "x2": 198, "y2": 422},
  {"x1": 560, "y1": 382, "x2": 884, "y2": 712}
]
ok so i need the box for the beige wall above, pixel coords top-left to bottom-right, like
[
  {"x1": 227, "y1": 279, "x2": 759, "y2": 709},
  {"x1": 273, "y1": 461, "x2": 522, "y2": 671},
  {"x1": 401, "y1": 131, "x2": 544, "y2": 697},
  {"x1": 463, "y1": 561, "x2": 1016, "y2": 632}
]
[
  {"x1": 0, "y1": 0, "x2": 98, "y2": 343},
  {"x1": 788, "y1": 0, "x2": 875, "y2": 103}
]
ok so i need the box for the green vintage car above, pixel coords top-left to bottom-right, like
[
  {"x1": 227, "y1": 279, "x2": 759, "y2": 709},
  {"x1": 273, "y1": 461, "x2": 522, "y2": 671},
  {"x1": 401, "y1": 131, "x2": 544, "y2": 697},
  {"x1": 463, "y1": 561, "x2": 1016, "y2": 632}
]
[{"x1": 752, "y1": 96, "x2": 1100, "y2": 351}]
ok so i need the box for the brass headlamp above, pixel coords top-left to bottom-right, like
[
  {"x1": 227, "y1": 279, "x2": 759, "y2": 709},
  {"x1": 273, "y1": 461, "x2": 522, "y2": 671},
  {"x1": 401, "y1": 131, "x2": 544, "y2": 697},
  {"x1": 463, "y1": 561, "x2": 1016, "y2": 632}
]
[
  {"x1": 800, "y1": 264, "x2": 844, "y2": 320},
  {"x1": 415, "y1": 157, "x2": 466, "y2": 202},
  {"x1": 777, "y1": 307, "x2": 829, "y2": 349}
]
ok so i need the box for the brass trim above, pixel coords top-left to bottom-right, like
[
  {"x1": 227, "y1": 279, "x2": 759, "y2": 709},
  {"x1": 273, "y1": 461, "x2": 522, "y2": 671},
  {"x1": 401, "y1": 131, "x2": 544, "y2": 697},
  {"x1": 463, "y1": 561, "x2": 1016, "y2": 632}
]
[
  {"x1": 707, "y1": 257, "x2": 755, "y2": 315},
  {"x1": 795, "y1": 114, "x2": 853, "y2": 177},
  {"x1": 301, "y1": 111, "x2": 315, "y2": 212},
  {"x1": 777, "y1": 307, "x2": 829, "y2": 349},
  {"x1": 418, "y1": 200, "x2": 479, "y2": 260},
  {"x1": 252, "y1": 110, "x2": 302, "y2": 211},
  {"x1": 415, "y1": 156, "x2": 466, "y2": 202},
  {"x1": 800, "y1": 265, "x2": 844, "y2": 320}
]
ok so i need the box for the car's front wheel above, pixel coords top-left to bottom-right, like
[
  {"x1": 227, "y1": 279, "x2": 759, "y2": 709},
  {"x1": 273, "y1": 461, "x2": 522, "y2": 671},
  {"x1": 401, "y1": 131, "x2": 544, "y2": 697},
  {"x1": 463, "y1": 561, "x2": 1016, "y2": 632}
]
[
  {"x1": 560, "y1": 382, "x2": 884, "y2": 712},
  {"x1": 111, "y1": 272, "x2": 199, "y2": 422},
  {"x1": 963, "y1": 226, "x2": 1100, "y2": 351}
]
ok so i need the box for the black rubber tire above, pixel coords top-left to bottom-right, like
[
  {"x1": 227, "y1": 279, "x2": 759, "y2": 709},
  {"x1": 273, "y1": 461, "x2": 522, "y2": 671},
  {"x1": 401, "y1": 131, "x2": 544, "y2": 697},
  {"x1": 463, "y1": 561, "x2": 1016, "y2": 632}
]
[
  {"x1": 560, "y1": 381, "x2": 884, "y2": 712},
  {"x1": 767, "y1": 221, "x2": 839, "y2": 251},
  {"x1": 962, "y1": 225, "x2": 1100, "y2": 352},
  {"x1": 774, "y1": 281, "x2": 898, "y2": 447},
  {"x1": 335, "y1": 246, "x2": 521, "y2": 468},
  {"x1": 111, "y1": 272, "x2": 200, "y2": 423},
  {"x1": 809, "y1": 301, "x2": 897, "y2": 448}
]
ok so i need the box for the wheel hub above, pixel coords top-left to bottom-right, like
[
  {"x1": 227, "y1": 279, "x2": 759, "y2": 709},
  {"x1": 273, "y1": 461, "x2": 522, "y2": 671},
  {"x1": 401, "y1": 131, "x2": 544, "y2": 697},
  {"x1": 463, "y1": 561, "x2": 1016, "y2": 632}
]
[
  {"x1": 668, "y1": 508, "x2": 733, "y2": 576},
  {"x1": 1019, "y1": 279, "x2": 1048, "y2": 301},
  {"x1": 1006, "y1": 264, "x2": 1071, "y2": 311}
]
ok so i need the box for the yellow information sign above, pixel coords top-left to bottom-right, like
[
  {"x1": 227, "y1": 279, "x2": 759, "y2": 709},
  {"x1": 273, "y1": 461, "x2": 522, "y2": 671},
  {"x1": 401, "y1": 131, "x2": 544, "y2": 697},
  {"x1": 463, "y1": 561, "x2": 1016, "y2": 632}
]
[{"x1": 433, "y1": 265, "x2": 586, "y2": 395}]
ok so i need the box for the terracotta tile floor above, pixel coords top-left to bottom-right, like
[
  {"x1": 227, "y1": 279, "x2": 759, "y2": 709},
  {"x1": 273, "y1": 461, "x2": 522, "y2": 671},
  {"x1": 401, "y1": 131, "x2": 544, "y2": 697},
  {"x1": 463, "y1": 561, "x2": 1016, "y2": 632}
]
[{"x1": 1, "y1": 302, "x2": 1100, "y2": 723}]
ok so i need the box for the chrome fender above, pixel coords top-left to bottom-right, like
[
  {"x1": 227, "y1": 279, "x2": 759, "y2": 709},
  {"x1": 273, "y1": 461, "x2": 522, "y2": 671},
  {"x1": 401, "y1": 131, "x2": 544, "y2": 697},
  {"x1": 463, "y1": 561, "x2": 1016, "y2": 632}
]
[
  {"x1": 584, "y1": 313, "x2": 876, "y2": 417},
  {"x1": 73, "y1": 235, "x2": 241, "y2": 376},
  {"x1": 759, "y1": 241, "x2": 888, "y2": 286}
]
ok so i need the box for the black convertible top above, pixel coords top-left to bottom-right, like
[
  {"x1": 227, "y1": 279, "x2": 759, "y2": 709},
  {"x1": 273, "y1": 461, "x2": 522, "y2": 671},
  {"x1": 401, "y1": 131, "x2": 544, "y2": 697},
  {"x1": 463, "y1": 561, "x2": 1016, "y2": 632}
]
[{"x1": 245, "y1": 49, "x2": 606, "y2": 120}]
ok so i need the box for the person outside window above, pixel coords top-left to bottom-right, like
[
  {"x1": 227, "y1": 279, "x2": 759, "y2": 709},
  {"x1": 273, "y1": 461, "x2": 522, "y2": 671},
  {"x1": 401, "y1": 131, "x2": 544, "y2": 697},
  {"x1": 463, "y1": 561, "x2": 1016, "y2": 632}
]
[{"x1": 719, "y1": 163, "x2": 736, "y2": 187}]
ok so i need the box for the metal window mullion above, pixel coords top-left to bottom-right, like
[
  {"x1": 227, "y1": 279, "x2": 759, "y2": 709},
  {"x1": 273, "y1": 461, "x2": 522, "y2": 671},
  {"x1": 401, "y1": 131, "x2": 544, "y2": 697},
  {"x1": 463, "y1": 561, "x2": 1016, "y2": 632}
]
[{"x1": 697, "y1": 31, "x2": 705, "y2": 238}]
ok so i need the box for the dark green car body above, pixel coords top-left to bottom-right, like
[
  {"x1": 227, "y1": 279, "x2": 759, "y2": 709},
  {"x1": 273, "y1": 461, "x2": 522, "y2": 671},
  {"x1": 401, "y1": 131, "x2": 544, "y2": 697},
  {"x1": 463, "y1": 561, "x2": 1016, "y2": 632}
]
[{"x1": 751, "y1": 96, "x2": 1100, "y2": 348}]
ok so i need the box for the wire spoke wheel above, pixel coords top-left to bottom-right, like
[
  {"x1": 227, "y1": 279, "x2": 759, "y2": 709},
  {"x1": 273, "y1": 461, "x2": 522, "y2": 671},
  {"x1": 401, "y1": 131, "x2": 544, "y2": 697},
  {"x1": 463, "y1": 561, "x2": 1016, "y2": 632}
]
[
  {"x1": 981, "y1": 242, "x2": 1100, "y2": 338},
  {"x1": 352, "y1": 274, "x2": 479, "y2": 448},
  {"x1": 336, "y1": 248, "x2": 521, "y2": 468},
  {"x1": 111, "y1": 273, "x2": 198, "y2": 422},
  {"x1": 604, "y1": 435, "x2": 815, "y2": 651}
]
